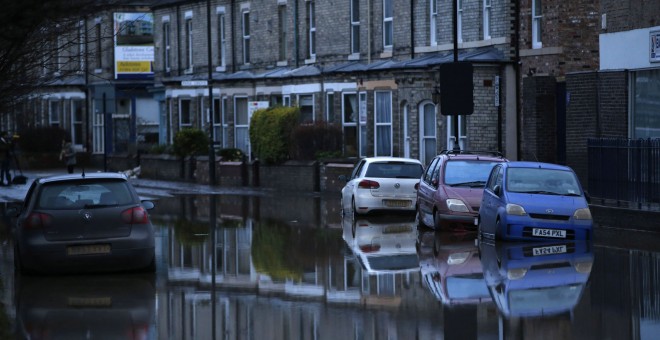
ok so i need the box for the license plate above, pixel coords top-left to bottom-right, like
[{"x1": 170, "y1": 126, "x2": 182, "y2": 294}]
[
  {"x1": 532, "y1": 228, "x2": 566, "y2": 238},
  {"x1": 383, "y1": 199, "x2": 411, "y2": 208},
  {"x1": 67, "y1": 244, "x2": 111, "y2": 256},
  {"x1": 532, "y1": 244, "x2": 567, "y2": 256},
  {"x1": 383, "y1": 225, "x2": 413, "y2": 234},
  {"x1": 68, "y1": 297, "x2": 112, "y2": 307}
]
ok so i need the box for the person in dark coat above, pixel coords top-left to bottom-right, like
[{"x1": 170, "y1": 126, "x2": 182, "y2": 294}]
[
  {"x1": 0, "y1": 131, "x2": 13, "y2": 185},
  {"x1": 60, "y1": 137, "x2": 77, "y2": 174}
]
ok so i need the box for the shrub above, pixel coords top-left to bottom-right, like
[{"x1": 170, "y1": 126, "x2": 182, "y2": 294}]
[
  {"x1": 173, "y1": 128, "x2": 209, "y2": 157},
  {"x1": 15, "y1": 126, "x2": 68, "y2": 153},
  {"x1": 147, "y1": 144, "x2": 173, "y2": 155},
  {"x1": 249, "y1": 106, "x2": 299, "y2": 164},
  {"x1": 290, "y1": 122, "x2": 342, "y2": 160},
  {"x1": 217, "y1": 148, "x2": 245, "y2": 162}
]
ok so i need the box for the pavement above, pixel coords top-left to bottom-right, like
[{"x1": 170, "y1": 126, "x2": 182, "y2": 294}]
[{"x1": 0, "y1": 168, "x2": 275, "y2": 203}]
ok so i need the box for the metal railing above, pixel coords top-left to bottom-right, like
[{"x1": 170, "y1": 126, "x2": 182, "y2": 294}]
[{"x1": 588, "y1": 138, "x2": 660, "y2": 207}]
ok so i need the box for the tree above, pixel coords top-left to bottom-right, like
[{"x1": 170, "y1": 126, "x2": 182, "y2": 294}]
[{"x1": 0, "y1": 0, "x2": 141, "y2": 116}]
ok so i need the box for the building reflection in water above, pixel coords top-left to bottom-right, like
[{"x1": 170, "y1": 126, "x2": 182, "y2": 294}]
[{"x1": 151, "y1": 194, "x2": 446, "y2": 339}]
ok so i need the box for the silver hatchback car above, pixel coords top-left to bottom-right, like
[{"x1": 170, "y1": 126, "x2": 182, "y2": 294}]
[
  {"x1": 340, "y1": 157, "x2": 424, "y2": 216},
  {"x1": 9, "y1": 172, "x2": 156, "y2": 274}
]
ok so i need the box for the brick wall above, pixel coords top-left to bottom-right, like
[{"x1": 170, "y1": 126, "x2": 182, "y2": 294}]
[
  {"x1": 258, "y1": 161, "x2": 319, "y2": 192},
  {"x1": 521, "y1": 76, "x2": 559, "y2": 163},
  {"x1": 602, "y1": 0, "x2": 660, "y2": 33},
  {"x1": 566, "y1": 72, "x2": 598, "y2": 186}
]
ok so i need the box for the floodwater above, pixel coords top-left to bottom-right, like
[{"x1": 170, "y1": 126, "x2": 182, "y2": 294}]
[{"x1": 2, "y1": 193, "x2": 660, "y2": 339}]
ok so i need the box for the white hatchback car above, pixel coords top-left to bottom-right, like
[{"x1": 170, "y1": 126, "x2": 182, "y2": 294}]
[{"x1": 340, "y1": 157, "x2": 424, "y2": 216}]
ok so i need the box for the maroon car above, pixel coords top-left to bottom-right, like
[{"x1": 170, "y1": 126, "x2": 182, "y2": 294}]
[{"x1": 416, "y1": 150, "x2": 507, "y2": 231}]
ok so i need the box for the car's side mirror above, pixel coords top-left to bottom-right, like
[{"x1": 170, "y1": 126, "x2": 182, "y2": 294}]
[
  {"x1": 431, "y1": 178, "x2": 438, "y2": 187},
  {"x1": 141, "y1": 200, "x2": 155, "y2": 210},
  {"x1": 338, "y1": 175, "x2": 347, "y2": 182},
  {"x1": 493, "y1": 185, "x2": 501, "y2": 196}
]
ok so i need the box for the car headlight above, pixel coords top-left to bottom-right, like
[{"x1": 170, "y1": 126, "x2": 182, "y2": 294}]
[
  {"x1": 447, "y1": 252, "x2": 471, "y2": 265},
  {"x1": 506, "y1": 203, "x2": 527, "y2": 216},
  {"x1": 507, "y1": 268, "x2": 528, "y2": 280},
  {"x1": 446, "y1": 199, "x2": 469, "y2": 212},
  {"x1": 573, "y1": 208, "x2": 592, "y2": 220},
  {"x1": 574, "y1": 261, "x2": 593, "y2": 273}
]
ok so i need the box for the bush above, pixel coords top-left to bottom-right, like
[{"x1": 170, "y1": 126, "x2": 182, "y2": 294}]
[
  {"x1": 217, "y1": 148, "x2": 244, "y2": 162},
  {"x1": 173, "y1": 128, "x2": 209, "y2": 157},
  {"x1": 249, "y1": 106, "x2": 299, "y2": 164},
  {"x1": 290, "y1": 122, "x2": 342, "y2": 160},
  {"x1": 15, "y1": 126, "x2": 68, "y2": 153},
  {"x1": 147, "y1": 144, "x2": 173, "y2": 155}
]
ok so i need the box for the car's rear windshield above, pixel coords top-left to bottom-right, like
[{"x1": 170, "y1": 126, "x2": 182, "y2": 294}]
[
  {"x1": 36, "y1": 179, "x2": 135, "y2": 210},
  {"x1": 445, "y1": 160, "x2": 501, "y2": 186},
  {"x1": 506, "y1": 168, "x2": 581, "y2": 195},
  {"x1": 365, "y1": 162, "x2": 423, "y2": 179}
]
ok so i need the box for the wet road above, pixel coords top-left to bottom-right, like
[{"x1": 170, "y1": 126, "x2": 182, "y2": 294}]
[{"x1": 1, "y1": 193, "x2": 660, "y2": 339}]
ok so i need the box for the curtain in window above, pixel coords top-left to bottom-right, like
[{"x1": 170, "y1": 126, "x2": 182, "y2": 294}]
[{"x1": 376, "y1": 92, "x2": 392, "y2": 156}]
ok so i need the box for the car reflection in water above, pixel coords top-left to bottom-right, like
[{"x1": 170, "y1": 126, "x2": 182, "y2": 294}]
[
  {"x1": 479, "y1": 239, "x2": 593, "y2": 318},
  {"x1": 15, "y1": 274, "x2": 155, "y2": 339},
  {"x1": 418, "y1": 231, "x2": 491, "y2": 305},
  {"x1": 342, "y1": 214, "x2": 419, "y2": 275}
]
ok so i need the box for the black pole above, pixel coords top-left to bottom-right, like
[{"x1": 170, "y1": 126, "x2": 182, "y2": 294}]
[
  {"x1": 103, "y1": 92, "x2": 107, "y2": 172},
  {"x1": 207, "y1": 0, "x2": 216, "y2": 185},
  {"x1": 452, "y1": 0, "x2": 460, "y2": 151}
]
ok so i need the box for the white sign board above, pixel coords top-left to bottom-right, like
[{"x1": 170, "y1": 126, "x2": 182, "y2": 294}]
[
  {"x1": 181, "y1": 80, "x2": 208, "y2": 87},
  {"x1": 651, "y1": 31, "x2": 660, "y2": 63},
  {"x1": 248, "y1": 101, "x2": 269, "y2": 120}
]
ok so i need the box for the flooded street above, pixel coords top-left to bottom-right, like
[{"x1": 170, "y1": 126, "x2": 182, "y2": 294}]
[{"x1": 2, "y1": 193, "x2": 660, "y2": 339}]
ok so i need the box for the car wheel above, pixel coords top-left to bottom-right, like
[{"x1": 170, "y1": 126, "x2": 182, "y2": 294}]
[
  {"x1": 415, "y1": 205, "x2": 426, "y2": 228},
  {"x1": 432, "y1": 209, "x2": 441, "y2": 231},
  {"x1": 141, "y1": 256, "x2": 156, "y2": 273},
  {"x1": 495, "y1": 218, "x2": 502, "y2": 241},
  {"x1": 351, "y1": 198, "x2": 358, "y2": 219}
]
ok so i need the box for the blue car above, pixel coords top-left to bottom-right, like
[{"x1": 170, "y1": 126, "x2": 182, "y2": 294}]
[
  {"x1": 479, "y1": 240, "x2": 593, "y2": 318},
  {"x1": 478, "y1": 161, "x2": 593, "y2": 241}
]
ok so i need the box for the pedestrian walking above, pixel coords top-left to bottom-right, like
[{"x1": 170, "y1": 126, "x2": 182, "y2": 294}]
[
  {"x1": 60, "y1": 137, "x2": 76, "y2": 174},
  {"x1": 0, "y1": 131, "x2": 13, "y2": 185}
]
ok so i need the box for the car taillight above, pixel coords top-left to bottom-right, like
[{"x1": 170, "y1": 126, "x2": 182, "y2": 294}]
[
  {"x1": 24, "y1": 212, "x2": 53, "y2": 229},
  {"x1": 121, "y1": 206, "x2": 149, "y2": 224},
  {"x1": 359, "y1": 244, "x2": 381, "y2": 253},
  {"x1": 358, "y1": 179, "x2": 380, "y2": 189}
]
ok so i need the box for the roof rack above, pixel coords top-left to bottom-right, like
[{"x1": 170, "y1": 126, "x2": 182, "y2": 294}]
[{"x1": 439, "y1": 149, "x2": 505, "y2": 158}]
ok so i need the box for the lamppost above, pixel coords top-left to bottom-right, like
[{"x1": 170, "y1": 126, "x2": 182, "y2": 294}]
[{"x1": 207, "y1": 0, "x2": 216, "y2": 185}]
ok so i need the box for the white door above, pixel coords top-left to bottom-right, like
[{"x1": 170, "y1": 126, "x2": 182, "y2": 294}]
[{"x1": 420, "y1": 102, "x2": 437, "y2": 165}]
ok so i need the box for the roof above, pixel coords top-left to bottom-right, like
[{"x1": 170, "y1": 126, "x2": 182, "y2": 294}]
[
  {"x1": 362, "y1": 156, "x2": 423, "y2": 165},
  {"x1": 504, "y1": 161, "x2": 573, "y2": 171},
  {"x1": 162, "y1": 47, "x2": 508, "y2": 84}
]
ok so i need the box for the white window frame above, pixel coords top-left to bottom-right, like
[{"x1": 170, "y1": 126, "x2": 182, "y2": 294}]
[
  {"x1": 234, "y1": 96, "x2": 250, "y2": 157},
  {"x1": 342, "y1": 92, "x2": 359, "y2": 157},
  {"x1": 307, "y1": 1, "x2": 316, "y2": 58},
  {"x1": 92, "y1": 101, "x2": 104, "y2": 154},
  {"x1": 242, "y1": 10, "x2": 250, "y2": 64},
  {"x1": 351, "y1": 0, "x2": 360, "y2": 54},
  {"x1": 483, "y1": 0, "x2": 491, "y2": 40},
  {"x1": 457, "y1": 0, "x2": 463, "y2": 43},
  {"x1": 179, "y1": 98, "x2": 192, "y2": 127},
  {"x1": 447, "y1": 115, "x2": 467, "y2": 151},
  {"x1": 185, "y1": 19, "x2": 194, "y2": 71},
  {"x1": 326, "y1": 92, "x2": 335, "y2": 122},
  {"x1": 49, "y1": 100, "x2": 61, "y2": 127},
  {"x1": 532, "y1": 0, "x2": 542, "y2": 49},
  {"x1": 419, "y1": 101, "x2": 437, "y2": 166},
  {"x1": 383, "y1": 0, "x2": 393, "y2": 48},
  {"x1": 298, "y1": 94, "x2": 315, "y2": 123},
  {"x1": 218, "y1": 10, "x2": 227, "y2": 68},
  {"x1": 163, "y1": 21, "x2": 171, "y2": 72},
  {"x1": 358, "y1": 92, "x2": 367, "y2": 157},
  {"x1": 278, "y1": 5, "x2": 287, "y2": 61},
  {"x1": 430, "y1": 0, "x2": 437, "y2": 46},
  {"x1": 71, "y1": 100, "x2": 84, "y2": 148},
  {"x1": 374, "y1": 91, "x2": 393, "y2": 157},
  {"x1": 283, "y1": 95, "x2": 291, "y2": 106}
]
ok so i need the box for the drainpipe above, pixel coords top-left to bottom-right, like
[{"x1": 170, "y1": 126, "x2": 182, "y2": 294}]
[
  {"x1": 231, "y1": 0, "x2": 236, "y2": 73},
  {"x1": 367, "y1": 0, "x2": 371, "y2": 64},
  {"x1": 410, "y1": 0, "x2": 414, "y2": 59},
  {"x1": 514, "y1": 0, "x2": 521, "y2": 160},
  {"x1": 176, "y1": 5, "x2": 181, "y2": 73},
  {"x1": 294, "y1": 0, "x2": 299, "y2": 67}
]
